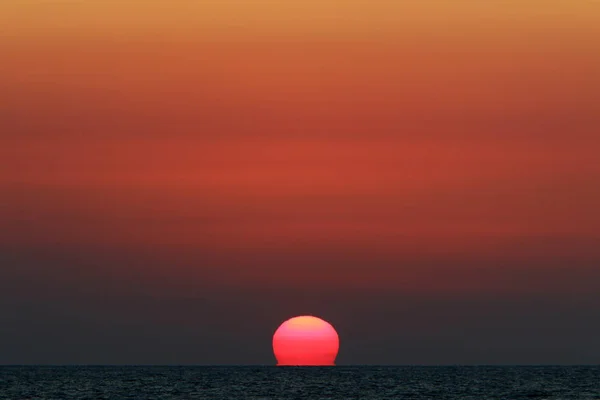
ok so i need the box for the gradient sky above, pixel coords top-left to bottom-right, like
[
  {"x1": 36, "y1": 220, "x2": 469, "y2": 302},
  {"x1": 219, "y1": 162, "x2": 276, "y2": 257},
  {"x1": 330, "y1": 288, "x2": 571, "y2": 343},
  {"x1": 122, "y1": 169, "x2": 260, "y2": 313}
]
[{"x1": 1, "y1": 1, "x2": 599, "y2": 365}]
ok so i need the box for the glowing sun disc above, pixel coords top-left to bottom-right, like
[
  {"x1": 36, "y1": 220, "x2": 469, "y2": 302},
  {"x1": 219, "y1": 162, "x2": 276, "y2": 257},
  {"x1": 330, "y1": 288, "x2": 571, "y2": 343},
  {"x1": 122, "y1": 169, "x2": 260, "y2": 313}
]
[{"x1": 272, "y1": 315, "x2": 339, "y2": 366}]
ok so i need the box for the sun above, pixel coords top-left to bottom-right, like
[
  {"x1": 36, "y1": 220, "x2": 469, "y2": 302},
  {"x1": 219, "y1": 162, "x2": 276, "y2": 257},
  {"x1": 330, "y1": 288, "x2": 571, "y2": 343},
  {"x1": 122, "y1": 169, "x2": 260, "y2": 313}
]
[{"x1": 272, "y1": 315, "x2": 339, "y2": 366}]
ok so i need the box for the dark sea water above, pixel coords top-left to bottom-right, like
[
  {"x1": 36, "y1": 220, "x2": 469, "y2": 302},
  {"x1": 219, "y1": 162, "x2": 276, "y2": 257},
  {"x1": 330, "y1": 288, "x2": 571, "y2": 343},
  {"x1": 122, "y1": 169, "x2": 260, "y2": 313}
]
[{"x1": 1, "y1": 366, "x2": 599, "y2": 399}]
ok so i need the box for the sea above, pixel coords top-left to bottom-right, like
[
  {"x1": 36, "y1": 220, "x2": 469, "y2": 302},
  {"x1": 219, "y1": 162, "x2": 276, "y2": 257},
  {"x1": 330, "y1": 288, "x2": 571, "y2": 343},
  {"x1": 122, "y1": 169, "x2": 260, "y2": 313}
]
[{"x1": 1, "y1": 366, "x2": 599, "y2": 399}]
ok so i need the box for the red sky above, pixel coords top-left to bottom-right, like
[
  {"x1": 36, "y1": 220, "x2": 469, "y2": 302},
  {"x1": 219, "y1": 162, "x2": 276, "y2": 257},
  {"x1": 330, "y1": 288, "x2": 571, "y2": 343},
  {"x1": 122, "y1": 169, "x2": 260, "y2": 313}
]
[{"x1": 1, "y1": 1, "x2": 599, "y2": 364}]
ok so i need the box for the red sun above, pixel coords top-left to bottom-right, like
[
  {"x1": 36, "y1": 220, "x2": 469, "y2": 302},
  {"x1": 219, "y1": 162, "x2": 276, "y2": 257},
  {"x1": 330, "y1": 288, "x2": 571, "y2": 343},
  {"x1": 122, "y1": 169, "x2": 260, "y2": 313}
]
[{"x1": 272, "y1": 315, "x2": 339, "y2": 366}]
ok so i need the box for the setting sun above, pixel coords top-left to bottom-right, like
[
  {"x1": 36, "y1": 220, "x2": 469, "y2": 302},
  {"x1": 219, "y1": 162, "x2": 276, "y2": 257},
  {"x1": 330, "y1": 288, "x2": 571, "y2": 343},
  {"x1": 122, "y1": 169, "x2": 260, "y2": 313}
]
[{"x1": 273, "y1": 316, "x2": 340, "y2": 366}]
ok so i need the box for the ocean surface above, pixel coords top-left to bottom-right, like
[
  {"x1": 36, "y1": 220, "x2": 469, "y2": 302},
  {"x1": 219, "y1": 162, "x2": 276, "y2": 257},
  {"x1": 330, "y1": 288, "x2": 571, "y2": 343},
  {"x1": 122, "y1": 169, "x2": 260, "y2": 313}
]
[{"x1": 1, "y1": 366, "x2": 599, "y2": 399}]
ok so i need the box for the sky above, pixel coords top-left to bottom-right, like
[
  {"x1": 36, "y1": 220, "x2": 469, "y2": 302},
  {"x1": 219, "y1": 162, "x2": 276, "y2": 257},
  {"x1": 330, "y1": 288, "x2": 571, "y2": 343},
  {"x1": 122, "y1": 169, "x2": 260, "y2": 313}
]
[{"x1": 1, "y1": 0, "x2": 599, "y2": 365}]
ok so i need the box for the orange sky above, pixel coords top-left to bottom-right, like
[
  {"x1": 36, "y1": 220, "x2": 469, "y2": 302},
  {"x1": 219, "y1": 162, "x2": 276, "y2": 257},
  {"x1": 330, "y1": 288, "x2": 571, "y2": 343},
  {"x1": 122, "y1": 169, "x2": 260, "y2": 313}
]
[{"x1": 1, "y1": 0, "x2": 599, "y2": 293}]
